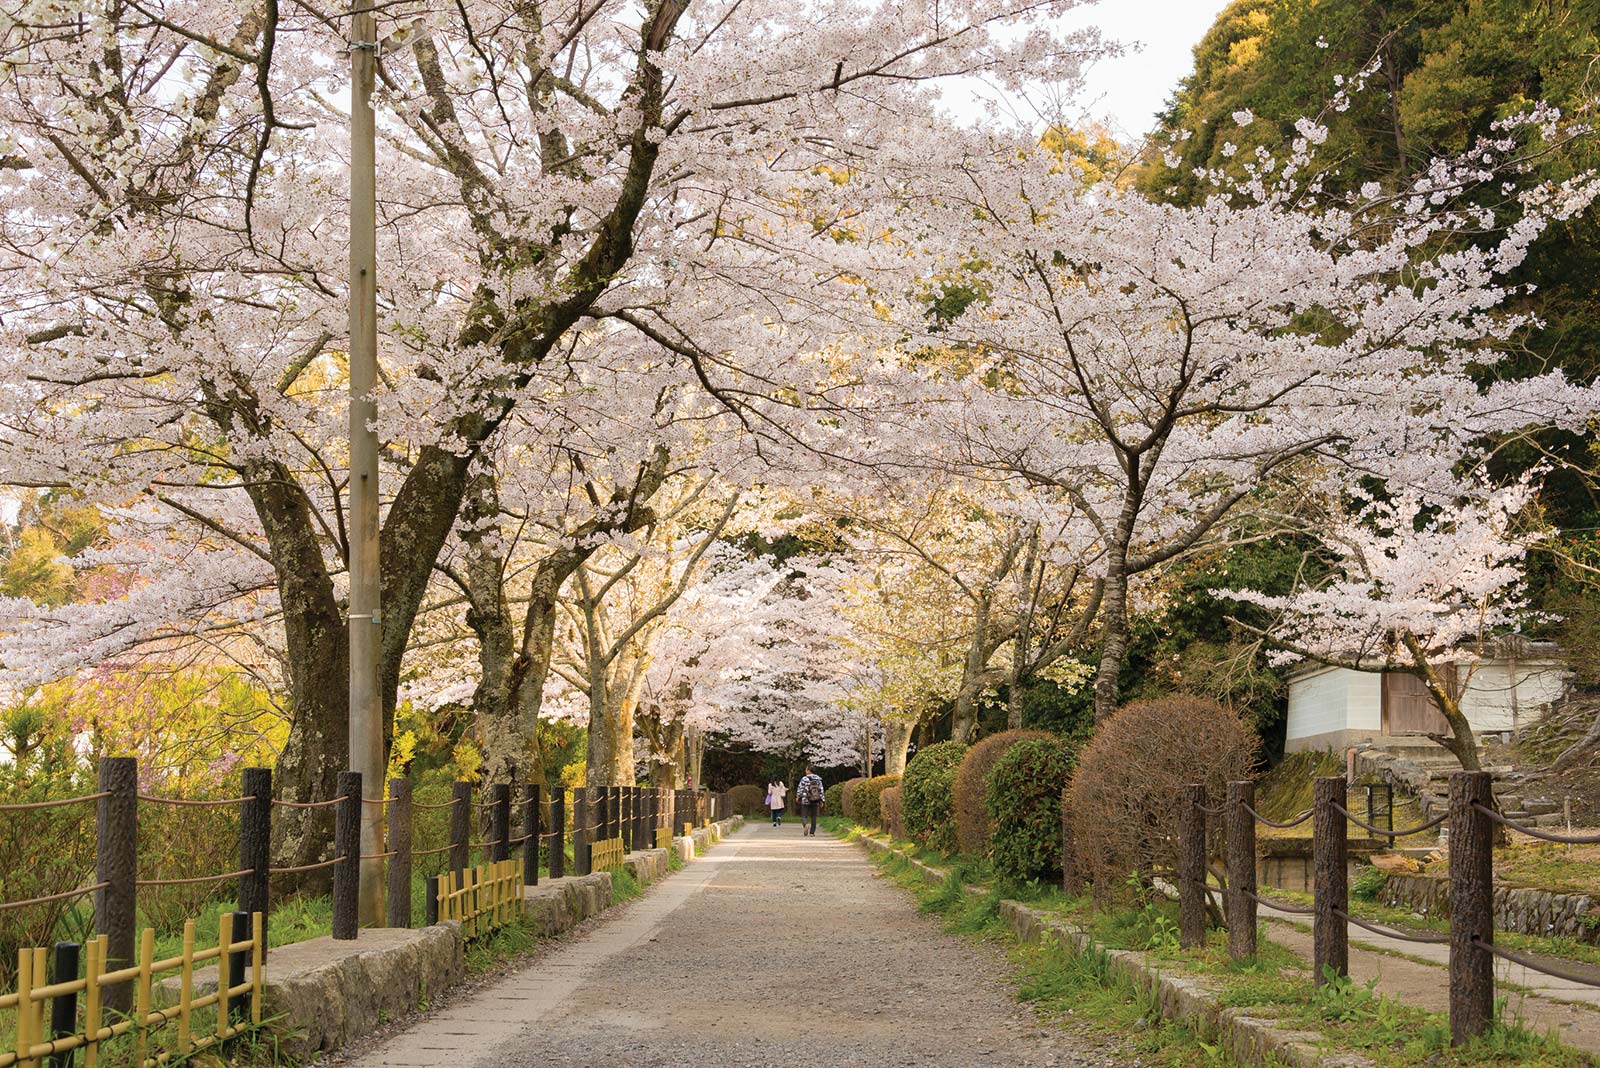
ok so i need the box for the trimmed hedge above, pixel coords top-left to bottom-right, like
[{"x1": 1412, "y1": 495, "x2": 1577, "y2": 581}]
[
  {"x1": 853, "y1": 774, "x2": 901, "y2": 827},
  {"x1": 839, "y1": 777, "x2": 867, "y2": 821},
  {"x1": 724, "y1": 783, "x2": 768, "y2": 817},
  {"x1": 901, "y1": 740, "x2": 967, "y2": 855},
  {"x1": 824, "y1": 781, "x2": 844, "y2": 816},
  {"x1": 953, "y1": 729, "x2": 1053, "y2": 856},
  {"x1": 988, "y1": 737, "x2": 1079, "y2": 882},
  {"x1": 880, "y1": 786, "x2": 905, "y2": 838}
]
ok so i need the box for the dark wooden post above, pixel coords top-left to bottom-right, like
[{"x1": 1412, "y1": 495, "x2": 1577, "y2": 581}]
[
  {"x1": 600, "y1": 787, "x2": 613, "y2": 844},
  {"x1": 227, "y1": 910, "x2": 250, "y2": 1028},
  {"x1": 424, "y1": 875, "x2": 440, "y2": 925},
  {"x1": 333, "y1": 771, "x2": 362, "y2": 939},
  {"x1": 49, "y1": 941, "x2": 80, "y2": 1068},
  {"x1": 96, "y1": 755, "x2": 137, "y2": 1014},
  {"x1": 550, "y1": 789, "x2": 566, "y2": 879},
  {"x1": 573, "y1": 788, "x2": 591, "y2": 877},
  {"x1": 386, "y1": 776, "x2": 413, "y2": 928},
  {"x1": 239, "y1": 767, "x2": 272, "y2": 955},
  {"x1": 523, "y1": 784, "x2": 542, "y2": 886},
  {"x1": 1449, "y1": 771, "x2": 1495, "y2": 1045},
  {"x1": 618, "y1": 786, "x2": 631, "y2": 851},
  {"x1": 1312, "y1": 776, "x2": 1348, "y2": 985},
  {"x1": 1178, "y1": 784, "x2": 1207, "y2": 949},
  {"x1": 449, "y1": 780, "x2": 471, "y2": 875},
  {"x1": 1226, "y1": 780, "x2": 1257, "y2": 962},
  {"x1": 490, "y1": 782, "x2": 511, "y2": 862}
]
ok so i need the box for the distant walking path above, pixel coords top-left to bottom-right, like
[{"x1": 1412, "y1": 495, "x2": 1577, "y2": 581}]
[{"x1": 341, "y1": 823, "x2": 1113, "y2": 1067}]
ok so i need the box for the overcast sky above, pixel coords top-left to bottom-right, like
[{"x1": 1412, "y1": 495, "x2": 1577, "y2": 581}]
[{"x1": 1069, "y1": 0, "x2": 1233, "y2": 138}]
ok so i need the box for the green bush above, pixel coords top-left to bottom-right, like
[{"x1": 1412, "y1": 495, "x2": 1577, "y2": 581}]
[
  {"x1": 1352, "y1": 865, "x2": 1389, "y2": 902},
  {"x1": 839, "y1": 776, "x2": 867, "y2": 821},
  {"x1": 954, "y1": 729, "x2": 1054, "y2": 856},
  {"x1": 854, "y1": 774, "x2": 901, "y2": 827},
  {"x1": 724, "y1": 784, "x2": 767, "y2": 817},
  {"x1": 902, "y1": 740, "x2": 968, "y2": 855},
  {"x1": 824, "y1": 781, "x2": 844, "y2": 815},
  {"x1": 987, "y1": 737, "x2": 1079, "y2": 882}
]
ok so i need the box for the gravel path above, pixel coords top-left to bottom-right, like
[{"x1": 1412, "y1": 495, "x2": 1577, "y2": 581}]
[{"x1": 349, "y1": 822, "x2": 1126, "y2": 1068}]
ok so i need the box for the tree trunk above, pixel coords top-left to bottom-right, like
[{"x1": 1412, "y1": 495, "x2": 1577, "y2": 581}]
[
  {"x1": 883, "y1": 719, "x2": 915, "y2": 776},
  {"x1": 1093, "y1": 566, "x2": 1129, "y2": 723},
  {"x1": 1008, "y1": 526, "x2": 1040, "y2": 731}
]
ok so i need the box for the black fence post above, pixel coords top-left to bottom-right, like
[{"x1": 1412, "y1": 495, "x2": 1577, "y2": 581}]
[
  {"x1": 490, "y1": 782, "x2": 511, "y2": 863},
  {"x1": 573, "y1": 788, "x2": 591, "y2": 877},
  {"x1": 550, "y1": 789, "x2": 566, "y2": 879},
  {"x1": 387, "y1": 776, "x2": 413, "y2": 928},
  {"x1": 49, "y1": 941, "x2": 80, "y2": 1068},
  {"x1": 96, "y1": 755, "x2": 137, "y2": 1015},
  {"x1": 1449, "y1": 771, "x2": 1495, "y2": 1045},
  {"x1": 449, "y1": 780, "x2": 471, "y2": 876},
  {"x1": 1226, "y1": 780, "x2": 1257, "y2": 962},
  {"x1": 523, "y1": 783, "x2": 542, "y2": 886},
  {"x1": 425, "y1": 875, "x2": 440, "y2": 926},
  {"x1": 239, "y1": 766, "x2": 272, "y2": 956},
  {"x1": 1312, "y1": 776, "x2": 1347, "y2": 985},
  {"x1": 333, "y1": 771, "x2": 362, "y2": 940},
  {"x1": 1060, "y1": 786, "x2": 1078, "y2": 894},
  {"x1": 1179, "y1": 784, "x2": 1207, "y2": 949}
]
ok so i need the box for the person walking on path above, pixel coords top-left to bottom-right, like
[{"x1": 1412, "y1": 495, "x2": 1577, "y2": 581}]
[
  {"x1": 766, "y1": 779, "x2": 788, "y2": 826},
  {"x1": 796, "y1": 768, "x2": 824, "y2": 835}
]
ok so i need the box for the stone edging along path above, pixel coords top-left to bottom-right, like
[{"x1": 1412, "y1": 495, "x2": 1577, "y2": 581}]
[
  {"x1": 188, "y1": 815, "x2": 745, "y2": 1060},
  {"x1": 850, "y1": 833, "x2": 1376, "y2": 1068}
]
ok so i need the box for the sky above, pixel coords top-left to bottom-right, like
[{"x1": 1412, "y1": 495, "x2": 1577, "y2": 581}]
[{"x1": 1067, "y1": 0, "x2": 1234, "y2": 138}]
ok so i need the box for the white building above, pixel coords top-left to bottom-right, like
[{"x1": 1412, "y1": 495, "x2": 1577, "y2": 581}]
[{"x1": 1283, "y1": 641, "x2": 1569, "y2": 753}]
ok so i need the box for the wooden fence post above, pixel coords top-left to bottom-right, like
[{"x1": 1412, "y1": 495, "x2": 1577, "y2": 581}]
[
  {"x1": 1059, "y1": 786, "x2": 1078, "y2": 894},
  {"x1": 1312, "y1": 776, "x2": 1347, "y2": 985},
  {"x1": 239, "y1": 767, "x2": 272, "y2": 954},
  {"x1": 490, "y1": 782, "x2": 511, "y2": 863},
  {"x1": 49, "y1": 940, "x2": 80, "y2": 1067},
  {"x1": 386, "y1": 776, "x2": 412, "y2": 928},
  {"x1": 96, "y1": 755, "x2": 137, "y2": 1014},
  {"x1": 333, "y1": 771, "x2": 362, "y2": 940},
  {"x1": 1449, "y1": 770, "x2": 1495, "y2": 1045},
  {"x1": 425, "y1": 875, "x2": 439, "y2": 926},
  {"x1": 573, "y1": 788, "x2": 591, "y2": 877},
  {"x1": 620, "y1": 786, "x2": 632, "y2": 852},
  {"x1": 227, "y1": 910, "x2": 250, "y2": 1031},
  {"x1": 449, "y1": 781, "x2": 471, "y2": 875},
  {"x1": 1226, "y1": 780, "x2": 1257, "y2": 962},
  {"x1": 1179, "y1": 783, "x2": 1207, "y2": 949},
  {"x1": 550, "y1": 789, "x2": 566, "y2": 879},
  {"x1": 523, "y1": 783, "x2": 541, "y2": 886}
]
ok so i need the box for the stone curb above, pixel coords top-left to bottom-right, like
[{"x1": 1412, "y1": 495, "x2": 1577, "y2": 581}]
[
  {"x1": 183, "y1": 814, "x2": 746, "y2": 1060},
  {"x1": 852, "y1": 834, "x2": 1373, "y2": 1068}
]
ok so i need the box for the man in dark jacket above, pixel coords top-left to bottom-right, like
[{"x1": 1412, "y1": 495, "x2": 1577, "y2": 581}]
[{"x1": 796, "y1": 767, "x2": 824, "y2": 836}]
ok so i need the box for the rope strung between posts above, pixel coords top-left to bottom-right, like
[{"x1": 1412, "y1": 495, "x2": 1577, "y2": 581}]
[
  {"x1": 413, "y1": 799, "x2": 462, "y2": 811},
  {"x1": 273, "y1": 797, "x2": 341, "y2": 809},
  {"x1": 505, "y1": 834, "x2": 532, "y2": 846},
  {"x1": 1241, "y1": 888, "x2": 1315, "y2": 915},
  {"x1": 1195, "y1": 803, "x2": 1226, "y2": 816},
  {"x1": 412, "y1": 843, "x2": 455, "y2": 857},
  {"x1": 0, "y1": 791, "x2": 110, "y2": 811},
  {"x1": 1330, "y1": 804, "x2": 1447, "y2": 840},
  {"x1": 361, "y1": 796, "x2": 396, "y2": 806},
  {"x1": 1243, "y1": 804, "x2": 1313, "y2": 829},
  {"x1": 1472, "y1": 803, "x2": 1600, "y2": 844},
  {"x1": 1332, "y1": 908, "x2": 1450, "y2": 945},
  {"x1": 1474, "y1": 940, "x2": 1600, "y2": 988},
  {"x1": 137, "y1": 868, "x2": 253, "y2": 888},
  {"x1": 360, "y1": 850, "x2": 399, "y2": 861},
  {"x1": 0, "y1": 881, "x2": 110, "y2": 911},
  {"x1": 138, "y1": 793, "x2": 256, "y2": 807},
  {"x1": 269, "y1": 856, "x2": 343, "y2": 874}
]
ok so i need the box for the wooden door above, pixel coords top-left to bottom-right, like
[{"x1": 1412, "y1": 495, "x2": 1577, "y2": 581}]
[{"x1": 1382, "y1": 670, "x2": 1451, "y2": 736}]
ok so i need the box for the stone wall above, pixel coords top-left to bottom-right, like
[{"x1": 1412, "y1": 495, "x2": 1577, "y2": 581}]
[{"x1": 1379, "y1": 872, "x2": 1599, "y2": 942}]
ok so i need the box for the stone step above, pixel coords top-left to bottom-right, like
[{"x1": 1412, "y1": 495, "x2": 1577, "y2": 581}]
[{"x1": 1525, "y1": 799, "x2": 1562, "y2": 816}]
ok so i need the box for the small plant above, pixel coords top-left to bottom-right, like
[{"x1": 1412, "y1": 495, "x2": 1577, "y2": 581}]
[{"x1": 1351, "y1": 864, "x2": 1388, "y2": 902}]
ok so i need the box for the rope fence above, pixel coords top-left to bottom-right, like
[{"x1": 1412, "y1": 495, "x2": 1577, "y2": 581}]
[
  {"x1": 0, "y1": 791, "x2": 109, "y2": 812},
  {"x1": 0, "y1": 882, "x2": 109, "y2": 912},
  {"x1": 1161, "y1": 770, "x2": 1592, "y2": 1050}
]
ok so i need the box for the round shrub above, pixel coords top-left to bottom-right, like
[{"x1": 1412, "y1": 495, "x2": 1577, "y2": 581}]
[
  {"x1": 854, "y1": 774, "x2": 901, "y2": 828},
  {"x1": 824, "y1": 781, "x2": 844, "y2": 815},
  {"x1": 880, "y1": 786, "x2": 906, "y2": 838},
  {"x1": 839, "y1": 776, "x2": 867, "y2": 821},
  {"x1": 1068, "y1": 696, "x2": 1258, "y2": 903},
  {"x1": 953, "y1": 730, "x2": 1054, "y2": 856},
  {"x1": 988, "y1": 737, "x2": 1079, "y2": 883},
  {"x1": 724, "y1": 783, "x2": 767, "y2": 817},
  {"x1": 902, "y1": 740, "x2": 968, "y2": 855}
]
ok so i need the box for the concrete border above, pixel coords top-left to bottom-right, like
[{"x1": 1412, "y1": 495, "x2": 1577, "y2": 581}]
[{"x1": 852, "y1": 833, "x2": 1374, "y2": 1068}]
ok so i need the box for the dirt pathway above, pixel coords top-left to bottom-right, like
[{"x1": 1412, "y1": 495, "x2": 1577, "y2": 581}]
[{"x1": 344, "y1": 822, "x2": 1119, "y2": 1068}]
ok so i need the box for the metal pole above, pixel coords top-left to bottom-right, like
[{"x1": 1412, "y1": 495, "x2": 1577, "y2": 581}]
[{"x1": 347, "y1": 0, "x2": 385, "y2": 928}]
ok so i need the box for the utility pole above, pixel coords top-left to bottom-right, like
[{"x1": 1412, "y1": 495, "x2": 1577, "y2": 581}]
[{"x1": 348, "y1": 1, "x2": 385, "y2": 926}]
